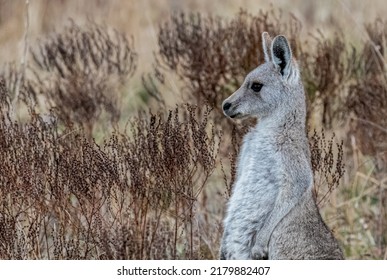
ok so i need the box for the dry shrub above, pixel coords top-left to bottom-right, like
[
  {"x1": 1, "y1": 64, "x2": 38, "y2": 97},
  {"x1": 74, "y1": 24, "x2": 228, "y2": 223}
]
[
  {"x1": 0, "y1": 78, "x2": 11, "y2": 113},
  {"x1": 33, "y1": 21, "x2": 137, "y2": 132},
  {"x1": 112, "y1": 105, "x2": 220, "y2": 259},
  {"x1": 347, "y1": 19, "x2": 387, "y2": 168},
  {"x1": 0, "y1": 77, "x2": 221, "y2": 259},
  {"x1": 343, "y1": 20, "x2": 387, "y2": 256},
  {"x1": 299, "y1": 32, "x2": 357, "y2": 127},
  {"x1": 309, "y1": 129, "x2": 345, "y2": 205},
  {"x1": 0, "y1": 62, "x2": 36, "y2": 106},
  {"x1": 1, "y1": 21, "x2": 137, "y2": 137}
]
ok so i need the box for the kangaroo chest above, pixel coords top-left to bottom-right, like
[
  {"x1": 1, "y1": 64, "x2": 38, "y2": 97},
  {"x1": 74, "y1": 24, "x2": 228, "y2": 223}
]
[{"x1": 236, "y1": 130, "x2": 283, "y2": 186}]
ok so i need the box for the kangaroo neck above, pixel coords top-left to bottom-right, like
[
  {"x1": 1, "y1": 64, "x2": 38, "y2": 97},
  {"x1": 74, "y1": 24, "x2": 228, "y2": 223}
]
[{"x1": 255, "y1": 107, "x2": 306, "y2": 140}]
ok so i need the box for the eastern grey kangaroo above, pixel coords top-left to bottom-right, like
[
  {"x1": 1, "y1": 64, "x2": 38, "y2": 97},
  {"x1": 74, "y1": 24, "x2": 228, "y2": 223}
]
[{"x1": 220, "y1": 32, "x2": 343, "y2": 260}]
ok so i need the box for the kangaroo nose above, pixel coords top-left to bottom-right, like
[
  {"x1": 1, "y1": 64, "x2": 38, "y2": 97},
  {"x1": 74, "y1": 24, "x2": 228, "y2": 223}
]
[{"x1": 223, "y1": 102, "x2": 231, "y2": 111}]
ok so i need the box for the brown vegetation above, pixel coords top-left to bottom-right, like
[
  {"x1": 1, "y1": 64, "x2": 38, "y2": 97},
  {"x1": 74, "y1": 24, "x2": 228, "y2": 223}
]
[{"x1": 0, "y1": 79, "x2": 220, "y2": 258}]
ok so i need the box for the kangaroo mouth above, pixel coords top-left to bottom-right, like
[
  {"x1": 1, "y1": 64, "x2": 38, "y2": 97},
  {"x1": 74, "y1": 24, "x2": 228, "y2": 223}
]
[
  {"x1": 223, "y1": 103, "x2": 242, "y2": 119},
  {"x1": 229, "y1": 112, "x2": 241, "y2": 119}
]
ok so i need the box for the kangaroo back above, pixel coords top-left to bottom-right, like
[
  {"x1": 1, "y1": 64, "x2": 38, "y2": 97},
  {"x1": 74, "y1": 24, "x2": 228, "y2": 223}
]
[{"x1": 268, "y1": 188, "x2": 343, "y2": 259}]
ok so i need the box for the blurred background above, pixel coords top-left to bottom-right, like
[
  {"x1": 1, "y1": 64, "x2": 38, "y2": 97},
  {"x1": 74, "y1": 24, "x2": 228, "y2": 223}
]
[{"x1": 1, "y1": 0, "x2": 387, "y2": 77}]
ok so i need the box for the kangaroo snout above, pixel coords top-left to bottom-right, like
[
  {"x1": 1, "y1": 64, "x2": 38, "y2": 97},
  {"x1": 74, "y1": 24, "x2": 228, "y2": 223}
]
[
  {"x1": 223, "y1": 102, "x2": 231, "y2": 111},
  {"x1": 222, "y1": 99, "x2": 240, "y2": 119},
  {"x1": 222, "y1": 93, "x2": 243, "y2": 119}
]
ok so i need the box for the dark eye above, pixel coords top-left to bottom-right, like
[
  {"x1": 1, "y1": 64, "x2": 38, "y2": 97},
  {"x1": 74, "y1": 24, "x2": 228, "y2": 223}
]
[{"x1": 251, "y1": 82, "x2": 263, "y2": 92}]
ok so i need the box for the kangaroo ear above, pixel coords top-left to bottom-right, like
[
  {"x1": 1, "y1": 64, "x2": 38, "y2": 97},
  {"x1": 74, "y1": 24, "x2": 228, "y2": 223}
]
[
  {"x1": 271, "y1": 35, "x2": 292, "y2": 78},
  {"x1": 262, "y1": 32, "x2": 273, "y2": 62}
]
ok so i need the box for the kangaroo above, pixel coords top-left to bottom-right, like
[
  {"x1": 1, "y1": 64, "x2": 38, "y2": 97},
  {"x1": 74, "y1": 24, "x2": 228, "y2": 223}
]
[{"x1": 220, "y1": 32, "x2": 343, "y2": 260}]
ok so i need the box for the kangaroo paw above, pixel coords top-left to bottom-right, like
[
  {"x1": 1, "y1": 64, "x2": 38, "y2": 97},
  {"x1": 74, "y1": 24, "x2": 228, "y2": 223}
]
[{"x1": 252, "y1": 243, "x2": 268, "y2": 260}]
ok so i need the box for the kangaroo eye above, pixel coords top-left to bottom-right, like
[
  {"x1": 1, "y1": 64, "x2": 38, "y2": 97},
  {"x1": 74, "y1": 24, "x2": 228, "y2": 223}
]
[{"x1": 251, "y1": 82, "x2": 263, "y2": 92}]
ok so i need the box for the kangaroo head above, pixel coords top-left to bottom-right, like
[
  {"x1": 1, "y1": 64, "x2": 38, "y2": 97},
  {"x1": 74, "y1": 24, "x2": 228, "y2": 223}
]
[{"x1": 222, "y1": 32, "x2": 300, "y2": 120}]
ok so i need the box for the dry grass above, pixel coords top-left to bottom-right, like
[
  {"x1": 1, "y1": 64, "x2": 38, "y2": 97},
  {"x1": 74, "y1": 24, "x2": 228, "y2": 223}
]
[
  {"x1": 0, "y1": 1, "x2": 386, "y2": 260},
  {"x1": 0, "y1": 83, "x2": 222, "y2": 259}
]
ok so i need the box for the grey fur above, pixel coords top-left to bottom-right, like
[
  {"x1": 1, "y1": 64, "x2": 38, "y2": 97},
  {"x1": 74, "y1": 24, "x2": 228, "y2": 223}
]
[{"x1": 220, "y1": 32, "x2": 343, "y2": 260}]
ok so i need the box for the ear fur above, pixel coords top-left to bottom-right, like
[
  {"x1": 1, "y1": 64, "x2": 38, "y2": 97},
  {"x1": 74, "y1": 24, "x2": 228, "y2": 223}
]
[
  {"x1": 262, "y1": 32, "x2": 272, "y2": 62},
  {"x1": 271, "y1": 35, "x2": 292, "y2": 79}
]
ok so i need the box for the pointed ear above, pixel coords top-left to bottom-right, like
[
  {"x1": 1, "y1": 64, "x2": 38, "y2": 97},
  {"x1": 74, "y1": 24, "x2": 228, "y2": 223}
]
[
  {"x1": 271, "y1": 35, "x2": 293, "y2": 78},
  {"x1": 262, "y1": 32, "x2": 272, "y2": 62}
]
